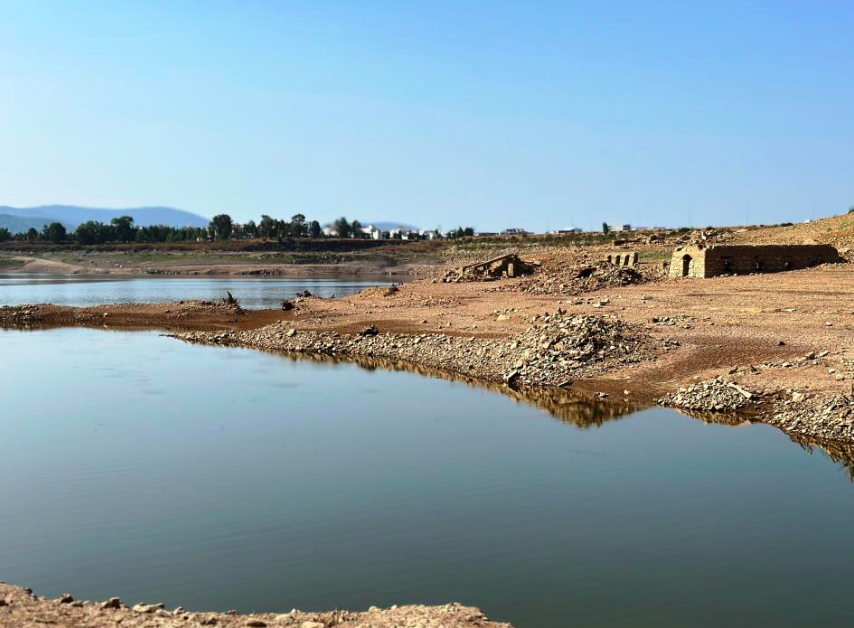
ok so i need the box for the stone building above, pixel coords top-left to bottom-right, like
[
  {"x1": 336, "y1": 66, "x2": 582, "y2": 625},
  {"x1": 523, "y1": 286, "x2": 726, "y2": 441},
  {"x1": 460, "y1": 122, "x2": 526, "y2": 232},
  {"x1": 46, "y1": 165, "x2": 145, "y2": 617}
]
[{"x1": 669, "y1": 244, "x2": 840, "y2": 278}]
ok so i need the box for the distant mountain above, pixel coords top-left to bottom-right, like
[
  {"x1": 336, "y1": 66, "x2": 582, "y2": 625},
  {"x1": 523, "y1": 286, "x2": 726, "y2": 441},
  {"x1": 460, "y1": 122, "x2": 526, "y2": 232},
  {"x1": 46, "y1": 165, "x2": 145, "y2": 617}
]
[
  {"x1": 0, "y1": 213, "x2": 72, "y2": 234},
  {"x1": 0, "y1": 205, "x2": 210, "y2": 231}
]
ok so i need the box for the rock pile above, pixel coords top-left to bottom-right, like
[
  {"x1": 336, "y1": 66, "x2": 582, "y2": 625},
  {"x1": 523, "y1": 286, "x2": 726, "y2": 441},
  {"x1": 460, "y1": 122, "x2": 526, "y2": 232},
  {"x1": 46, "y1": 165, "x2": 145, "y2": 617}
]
[
  {"x1": 659, "y1": 377, "x2": 757, "y2": 413},
  {"x1": 176, "y1": 312, "x2": 665, "y2": 389},
  {"x1": 494, "y1": 260, "x2": 656, "y2": 297},
  {"x1": 0, "y1": 305, "x2": 43, "y2": 326},
  {"x1": 504, "y1": 314, "x2": 650, "y2": 385},
  {"x1": 770, "y1": 393, "x2": 854, "y2": 443}
]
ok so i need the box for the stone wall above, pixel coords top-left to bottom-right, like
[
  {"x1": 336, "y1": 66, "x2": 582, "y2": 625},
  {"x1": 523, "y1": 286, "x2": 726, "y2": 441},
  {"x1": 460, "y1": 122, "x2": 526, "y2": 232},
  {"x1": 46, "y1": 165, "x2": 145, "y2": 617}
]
[
  {"x1": 604, "y1": 251, "x2": 638, "y2": 268},
  {"x1": 669, "y1": 244, "x2": 840, "y2": 278}
]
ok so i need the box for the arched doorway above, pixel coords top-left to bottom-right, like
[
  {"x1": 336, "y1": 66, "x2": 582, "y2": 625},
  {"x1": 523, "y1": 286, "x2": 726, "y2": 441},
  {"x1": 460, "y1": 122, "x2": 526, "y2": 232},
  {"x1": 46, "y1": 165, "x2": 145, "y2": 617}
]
[{"x1": 681, "y1": 254, "x2": 692, "y2": 277}]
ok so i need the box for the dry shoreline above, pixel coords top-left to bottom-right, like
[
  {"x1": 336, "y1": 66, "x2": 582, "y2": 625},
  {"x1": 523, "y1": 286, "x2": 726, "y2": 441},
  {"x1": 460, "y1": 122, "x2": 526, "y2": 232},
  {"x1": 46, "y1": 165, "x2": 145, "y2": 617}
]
[
  {"x1": 0, "y1": 582, "x2": 512, "y2": 628},
  {"x1": 4, "y1": 263, "x2": 854, "y2": 450}
]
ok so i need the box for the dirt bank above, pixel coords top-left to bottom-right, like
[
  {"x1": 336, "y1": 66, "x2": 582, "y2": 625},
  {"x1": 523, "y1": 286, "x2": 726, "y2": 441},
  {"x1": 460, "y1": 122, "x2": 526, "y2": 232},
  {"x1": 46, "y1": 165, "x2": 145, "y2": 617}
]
[{"x1": 0, "y1": 583, "x2": 512, "y2": 628}]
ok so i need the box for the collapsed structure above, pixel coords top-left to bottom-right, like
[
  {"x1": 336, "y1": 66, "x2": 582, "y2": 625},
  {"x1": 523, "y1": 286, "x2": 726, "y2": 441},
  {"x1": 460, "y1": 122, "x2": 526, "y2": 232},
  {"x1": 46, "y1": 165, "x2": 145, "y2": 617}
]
[
  {"x1": 669, "y1": 244, "x2": 840, "y2": 278},
  {"x1": 444, "y1": 253, "x2": 537, "y2": 282}
]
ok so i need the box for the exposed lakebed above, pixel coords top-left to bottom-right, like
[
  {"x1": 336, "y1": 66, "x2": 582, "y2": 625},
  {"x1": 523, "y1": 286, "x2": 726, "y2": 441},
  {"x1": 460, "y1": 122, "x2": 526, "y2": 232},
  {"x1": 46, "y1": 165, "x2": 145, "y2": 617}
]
[{"x1": 2, "y1": 328, "x2": 854, "y2": 628}]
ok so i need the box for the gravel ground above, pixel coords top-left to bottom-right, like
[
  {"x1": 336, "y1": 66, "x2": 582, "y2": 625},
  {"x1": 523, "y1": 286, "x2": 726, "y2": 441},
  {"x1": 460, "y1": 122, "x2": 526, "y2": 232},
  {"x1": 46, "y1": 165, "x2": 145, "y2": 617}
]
[{"x1": 0, "y1": 583, "x2": 512, "y2": 628}]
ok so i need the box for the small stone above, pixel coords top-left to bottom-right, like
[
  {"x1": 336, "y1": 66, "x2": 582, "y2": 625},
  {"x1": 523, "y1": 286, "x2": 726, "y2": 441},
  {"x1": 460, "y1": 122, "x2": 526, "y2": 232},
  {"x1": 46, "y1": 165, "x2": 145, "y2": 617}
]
[
  {"x1": 58, "y1": 593, "x2": 74, "y2": 604},
  {"x1": 245, "y1": 620, "x2": 268, "y2": 627},
  {"x1": 101, "y1": 597, "x2": 123, "y2": 610},
  {"x1": 301, "y1": 622, "x2": 325, "y2": 628}
]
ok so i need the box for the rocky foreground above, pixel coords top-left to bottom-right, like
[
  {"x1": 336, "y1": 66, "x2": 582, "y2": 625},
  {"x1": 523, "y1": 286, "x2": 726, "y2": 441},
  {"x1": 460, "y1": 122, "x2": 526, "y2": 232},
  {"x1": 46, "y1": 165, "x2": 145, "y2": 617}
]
[{"x1": 0, "y1": 583, "x2": 512, "y2": 628}]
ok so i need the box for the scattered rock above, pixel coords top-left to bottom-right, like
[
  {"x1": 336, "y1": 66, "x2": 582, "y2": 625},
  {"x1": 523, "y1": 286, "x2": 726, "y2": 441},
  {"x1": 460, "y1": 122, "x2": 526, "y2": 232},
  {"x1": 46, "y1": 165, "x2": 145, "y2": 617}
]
[
  {"x1": 660, "y1": 377, "x2": 757, "y2": 413},
  {"x1": 359, "y1": 324, "x2": 380, "y2": 337}
]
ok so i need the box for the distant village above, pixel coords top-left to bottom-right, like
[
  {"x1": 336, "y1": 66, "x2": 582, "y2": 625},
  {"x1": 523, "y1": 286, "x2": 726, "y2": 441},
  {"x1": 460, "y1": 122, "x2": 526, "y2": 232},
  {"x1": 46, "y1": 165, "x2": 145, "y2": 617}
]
[{"x1": 323, "y1": 222, "x2": 640, "y2": 241}]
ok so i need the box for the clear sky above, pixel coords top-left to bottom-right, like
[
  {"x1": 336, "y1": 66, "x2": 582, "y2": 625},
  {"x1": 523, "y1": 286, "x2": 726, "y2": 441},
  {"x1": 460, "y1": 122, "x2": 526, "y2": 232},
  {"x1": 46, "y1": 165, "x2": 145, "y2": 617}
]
[{"x1": 1, "y1": 1, "x2": 852, "y2": 232}]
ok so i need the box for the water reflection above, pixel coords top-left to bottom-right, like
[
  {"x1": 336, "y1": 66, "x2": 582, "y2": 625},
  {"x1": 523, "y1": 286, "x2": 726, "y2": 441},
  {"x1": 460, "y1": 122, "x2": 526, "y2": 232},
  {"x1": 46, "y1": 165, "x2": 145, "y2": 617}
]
[{"x1": 5, "y1": 328, "x2": 854, "y2": 628}]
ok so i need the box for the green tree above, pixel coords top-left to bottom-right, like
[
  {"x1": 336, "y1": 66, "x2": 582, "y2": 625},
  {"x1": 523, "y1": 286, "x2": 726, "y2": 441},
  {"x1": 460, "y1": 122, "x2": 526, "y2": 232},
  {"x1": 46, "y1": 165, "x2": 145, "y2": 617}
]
[
  {"x1": 209, "y1": 214, "x2": 233, "y2": 240},
  {"x1": 26, "y1": 227, "x2": 40, "y2": 241},
  {"x1": 0, "y1": 227, "x2": 10, "y2": 242},
  {"x1": 351, "y1": 220, "x2": 363, "y2": 238},
  {"x1": 291, "y1": 213, "x2": 306, "y2": 237},
  {"x1": 334, "y1": 216, "x2": 351, "y2": 238},
  {"x1": 75, "y1": 221, "x2": 108, "y2": 245},
  {"x1": 259, "y1": 215, "x2": 276, "y2": 239},
  {"x1": 602, "y1": 222, "x2": 611, "y2": 235},
  {"x1": 111, "y1": 216, "x2": 135, "y2": 242},
  {"x1": 243, "y1": 220, "x2": 258, "y2": 238},
  {"x1": 42, "y1": 222, "x2": 67, "y2": 244},
  {"x1": 309, "y1": 220, "x2": 321, "y2": 238}
]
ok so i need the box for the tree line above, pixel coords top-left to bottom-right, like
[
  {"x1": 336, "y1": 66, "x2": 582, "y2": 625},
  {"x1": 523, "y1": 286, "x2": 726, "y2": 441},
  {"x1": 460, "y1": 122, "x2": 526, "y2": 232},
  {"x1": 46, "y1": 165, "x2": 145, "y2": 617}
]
[
  {"x1": 1, "y1": 214, "x2": 341, "y2": 245},
  {"x1": 0, "y1": 213, "x2": 476, "y2": 245}
]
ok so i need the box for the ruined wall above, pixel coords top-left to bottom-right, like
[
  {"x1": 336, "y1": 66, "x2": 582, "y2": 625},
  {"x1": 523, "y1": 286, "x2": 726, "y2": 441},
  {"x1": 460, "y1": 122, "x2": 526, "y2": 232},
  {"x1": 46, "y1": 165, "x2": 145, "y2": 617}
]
[
  {"x1": 604, "y1": 252, "x2": 638, "y2": 268},
  {"x1": 669, "y1": 244, "x2": 840, "y2": 278}
]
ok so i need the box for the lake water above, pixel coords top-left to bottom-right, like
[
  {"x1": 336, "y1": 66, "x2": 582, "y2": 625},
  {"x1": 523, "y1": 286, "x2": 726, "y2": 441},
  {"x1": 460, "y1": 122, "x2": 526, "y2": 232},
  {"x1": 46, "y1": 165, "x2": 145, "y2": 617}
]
[
  {"x1": 2, "y1": 328, "x2": 853, "y2": 627},
  {"x1": 0, "y1": 274, "x2": 391, "y2": 308}
]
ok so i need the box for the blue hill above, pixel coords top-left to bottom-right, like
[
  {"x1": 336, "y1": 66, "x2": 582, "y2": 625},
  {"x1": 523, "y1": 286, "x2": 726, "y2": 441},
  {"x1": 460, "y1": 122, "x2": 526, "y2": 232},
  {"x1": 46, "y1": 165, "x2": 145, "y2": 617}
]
[{"x1": 0, "y1": 205, "x2": 210, "y2": 231}]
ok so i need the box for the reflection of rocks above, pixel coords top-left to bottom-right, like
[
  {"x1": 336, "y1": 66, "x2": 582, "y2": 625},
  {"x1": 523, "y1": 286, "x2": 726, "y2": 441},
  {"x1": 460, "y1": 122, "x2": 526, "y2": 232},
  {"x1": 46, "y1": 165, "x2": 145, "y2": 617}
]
[
  {"x1": 788, "y1": 434, "x2": 854, "y2": 480},
  {"x1": 275, "y1": 350, "x2": 643, "y2": 428}
]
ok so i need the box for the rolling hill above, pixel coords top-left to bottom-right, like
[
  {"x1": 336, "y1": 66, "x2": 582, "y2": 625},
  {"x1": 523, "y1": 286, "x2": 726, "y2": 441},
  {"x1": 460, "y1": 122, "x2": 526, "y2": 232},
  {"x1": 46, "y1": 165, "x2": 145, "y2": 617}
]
[
  {"x1": 0, "y1": 205, "x2": 209, "y2": 233},
  {"x1": 0, "y1": 213, "x2": 72, "y2": 234}
]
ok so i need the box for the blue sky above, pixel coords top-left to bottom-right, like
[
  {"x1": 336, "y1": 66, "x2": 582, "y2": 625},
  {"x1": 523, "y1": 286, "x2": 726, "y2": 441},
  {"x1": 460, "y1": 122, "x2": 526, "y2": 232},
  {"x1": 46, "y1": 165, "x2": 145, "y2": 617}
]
[{"x1": 0, "y1": 1, "x2": 852, "y2": 231}]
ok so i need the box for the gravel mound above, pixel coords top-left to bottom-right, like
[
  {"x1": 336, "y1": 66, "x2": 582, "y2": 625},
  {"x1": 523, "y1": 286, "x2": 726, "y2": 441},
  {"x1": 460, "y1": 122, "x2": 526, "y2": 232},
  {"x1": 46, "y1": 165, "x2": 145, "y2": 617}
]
[
  {"x1": 770, "y1": 393, "x2": 854, "y2": 443},
  {"x1": 176, "y1": 312, "x2": 667, "y2": 389},
  {"x1": 494, "y1": 259, "x2": 659, "y2": 297},
  {"x1": 659, "y1": 377, "x2": 757, "y2": 413},
  {"x1": 0, "y1": 305, "x2": 44, "y2": 325}
]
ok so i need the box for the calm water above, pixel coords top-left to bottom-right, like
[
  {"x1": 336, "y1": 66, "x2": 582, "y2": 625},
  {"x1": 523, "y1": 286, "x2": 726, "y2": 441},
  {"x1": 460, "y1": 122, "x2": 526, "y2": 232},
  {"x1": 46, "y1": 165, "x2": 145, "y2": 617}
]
[
  {"x1": 2, "y1": 329, "x2": 853, "y2": 628},
  {"x1": 0, "y1": 274, "x2": 391, "y2": 308}
]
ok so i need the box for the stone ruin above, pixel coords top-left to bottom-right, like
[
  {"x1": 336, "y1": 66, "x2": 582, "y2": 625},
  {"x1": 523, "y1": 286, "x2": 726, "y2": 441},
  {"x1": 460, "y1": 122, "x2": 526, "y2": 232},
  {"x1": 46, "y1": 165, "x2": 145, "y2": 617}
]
[
  {"x1": 444, "y1": 253, "x2": 537, "y2": 282},
  {"x1": 669, "y1": 244, "x2": 840, "y2": 278},
  {"x1": 604, "y1": 252, "x2": 638, "y2": 268}
]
